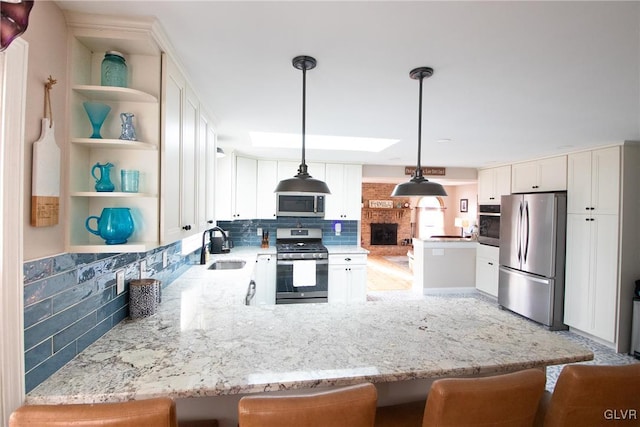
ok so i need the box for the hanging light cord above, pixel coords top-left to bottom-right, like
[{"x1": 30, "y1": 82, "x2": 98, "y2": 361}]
[
  {"x1": 414, "y1": 73, "x2": 424, "y2": 180},
  {"x1": 299, "y1": 63, "x2": 307, "y2": 176}
]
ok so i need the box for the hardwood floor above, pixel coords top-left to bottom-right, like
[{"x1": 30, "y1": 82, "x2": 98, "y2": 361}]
[{"x1": 366, "y1": 256, "x2": 413, "y2": 291}]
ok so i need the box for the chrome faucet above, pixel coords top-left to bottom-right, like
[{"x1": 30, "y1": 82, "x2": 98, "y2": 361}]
[{"x1": 200, "y1": 226, "x2": 228, "y2": 264}]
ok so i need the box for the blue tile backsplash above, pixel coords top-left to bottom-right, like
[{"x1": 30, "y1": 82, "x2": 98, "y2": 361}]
[
  {"x1": 22, "y1": 219, "x2": 358, "y2": 393},
  {"x1": 217, "y1": 219, "x2": 358, "y2": 246},
  {"x1": 23, "y1": 241, "x2": 191, "y2": 393}
]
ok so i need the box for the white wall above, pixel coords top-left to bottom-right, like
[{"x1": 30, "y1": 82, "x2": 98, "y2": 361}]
[{"x1": 21, "y1": 1, "x2": 69, "y2": 261}]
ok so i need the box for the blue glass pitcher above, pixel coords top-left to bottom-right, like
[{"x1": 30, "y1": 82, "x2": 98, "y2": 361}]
[
  {"x1": 91, "y1": 162, "x2": 115, "y2": 192},
  {"x1": 85, "y1": 208, "x2": 134, "y2": 244}
]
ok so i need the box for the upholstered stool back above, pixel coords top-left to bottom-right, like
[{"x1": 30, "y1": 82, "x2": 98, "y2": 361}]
[
  {"x1": 9, "y1": 397, "x2": 177, "y2": 427},
  {"x1": 544, "y1": 363, "x2": 640, "y2": 426},
  {"x1": 422, "y1": 369, "x2": 546, "y2": 427},
  {"x1": 238, "y1": 383, "x2": 377, "y2": 427}
]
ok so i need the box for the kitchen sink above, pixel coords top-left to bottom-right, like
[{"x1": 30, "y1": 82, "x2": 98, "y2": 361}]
[{"x1": 208, "y1": 260, "x2": 246, "y2": 270}]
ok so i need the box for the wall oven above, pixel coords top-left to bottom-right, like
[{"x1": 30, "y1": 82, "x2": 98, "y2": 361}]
[
  {"x1": 478, "y1": 204, "x2": 500, "y2": 247},
  {"x1": 275, "y1": 228, "x2": 328, "y2": 304}
]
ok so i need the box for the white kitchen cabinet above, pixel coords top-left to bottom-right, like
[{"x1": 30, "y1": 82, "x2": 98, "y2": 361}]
[
  {"x1": 254, "y1": 254, "x2": 276, "y2": 305},
  {"x1": 66, "y1": 14, "x2": 161, "y2": 253},
  {"x1": 511, "y1": 156, "x2": 567, "y2": 193},
  {"x1": 475, "y1": 244, "x2": 499, "y2": 297},
  {"x1": 215, "y1": 152, "x2": 234, "y2": 221},
  {"x1": 567, "y1": 147, "x2": 620, "y2": 215},
  {"x1": 234, "y1": 156, "x2": 257, "y2": 219},
  {"x1": 324, "y1": 163, "x2": 363, "y2": 220},
  {"x1": 564, "y1": 213, "x2": 619, "y2": 342},
  {"x1": 203, "y1": 120, "x2": 217, "y2": 227},
  {"x1": 562, "y1": 143, "x2": 640, "y2": 353},
  {"x1": 477, "y1": 165, "x2": 511, "y2": 204},
  {"x1": 256, "y1": 160, "x2": 278, "y2": 219},
  {"x1": 328, "y1": 253, "x2": 368, "y2": 303},
  {"x1": 161, "y1": 57, "x2": 203, "y2": 242}
]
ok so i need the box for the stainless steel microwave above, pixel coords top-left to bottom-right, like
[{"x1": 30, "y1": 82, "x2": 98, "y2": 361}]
[{"x1": 276, "y1": 193, "x2": 325, "y2": 217}]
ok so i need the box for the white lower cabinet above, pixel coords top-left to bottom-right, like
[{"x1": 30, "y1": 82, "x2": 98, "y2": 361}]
[
  {"x1": 475, "y1": 244, "x2": 499, "y2": 297},
  {"x1": 328, "y1": 253, "x2": 368, "y2": 303},
  {"x1": 564, "y1": 213, "x2": 619, "y2": 342},
  {"x1": 254, "y1": 254, "x2": 276, "y2": 305}
]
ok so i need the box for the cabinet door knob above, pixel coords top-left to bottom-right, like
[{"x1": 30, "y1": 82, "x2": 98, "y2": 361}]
[
  {"x1": 345, "y1": 257, "x2": 351, "y2": 261},
  {"x1": 207, "y1": 220, "x2": 214, "y2": 224},
  {"x1": 182, "y1": 225, "x2": 192, "y2": 231},
  {"x1": 488, "y1": 262, "x2": 493, "y2": 266}
]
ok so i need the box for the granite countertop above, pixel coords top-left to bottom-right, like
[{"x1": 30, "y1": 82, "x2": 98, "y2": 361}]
[
  {"x1": 26, "y1": 247, "x2": 592, "y2": 404},
  {"x1": 326, "y1": 245, "x2": 369, "y2": 254}
]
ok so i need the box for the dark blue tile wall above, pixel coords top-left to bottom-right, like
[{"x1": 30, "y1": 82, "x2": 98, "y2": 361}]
[
  {"x1": 23, "y1": 241, "x2": 191, "y2": 393},
  {"x1": 217, "y1": 219, "x2": 359, "y2": 246}
]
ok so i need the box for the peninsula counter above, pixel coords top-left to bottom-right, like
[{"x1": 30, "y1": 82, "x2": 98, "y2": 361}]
[{"x1": 26, "y1": 248, "x2": 592, "y2": 425}]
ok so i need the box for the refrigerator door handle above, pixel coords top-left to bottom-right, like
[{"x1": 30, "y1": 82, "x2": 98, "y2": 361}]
[
  {"x1": 516, "y1": 201, "x2": 523, "y2": 262},
  {"x1": 523, "y1": 200, "x2": 530, "y2": 263}
]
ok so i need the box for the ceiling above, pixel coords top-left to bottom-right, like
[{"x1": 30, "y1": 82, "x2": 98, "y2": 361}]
[{"x1": 55, "y1": 1, "x2": 640, "y2": 170}]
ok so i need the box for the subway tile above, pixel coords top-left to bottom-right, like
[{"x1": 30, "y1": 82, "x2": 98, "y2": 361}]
[
  {"x1": 25, "y1": 342, "x2": 77, "y2": 394},
  {"x1": 23, "y1": 258, "x2": 54, "y2": 285},
  {"x1": 51, "y1": 279, "x2": 98, "y2": 314},
  {"x1": 25, "y1": 289, "x2": 111, "y2": 350},
  {"x1": 24, "y1": 270, "x2": 77, "y2": 306},
  {"x1": 24, "y1": 299, "x2": 52, "y2": 329},
  {"x1": 24, "y1": 339, "x2": 52, "y2": 372},
  {"x1": 52, "y1": 253, "x2": 96, "y2": 273},
  {"x1": 53, "y1": 312, "x2": 97, "y2": 353},
  {"x1": 112, "y1": 305, "x2": 129, "y2": 325},
  {"x1": 77, "y1": 318, "x2": 112, "y2": 354},
  {"x1": 97, "y1": 292, "x2": 128, "y2": 323}
]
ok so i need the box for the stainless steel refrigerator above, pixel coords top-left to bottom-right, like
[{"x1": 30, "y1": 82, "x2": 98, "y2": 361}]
[{"x1": 498, "y1": 192, "x2": 567, "y2": 330}]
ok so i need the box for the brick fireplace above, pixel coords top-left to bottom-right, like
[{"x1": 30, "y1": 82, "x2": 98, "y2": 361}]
[{"x1": 361, "y1": 183, "x2": 412, "y2": 256}]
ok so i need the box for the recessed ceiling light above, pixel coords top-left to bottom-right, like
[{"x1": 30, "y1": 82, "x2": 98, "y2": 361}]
[
  {"x1": 250, "y1": 132, "x2": 399, "y2": 153},
  {"x1": 437, "y1": 138, "x2": 452, "y2": 143}
]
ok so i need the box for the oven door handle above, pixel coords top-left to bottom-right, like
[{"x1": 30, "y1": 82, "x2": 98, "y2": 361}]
[{"x1": 277, "y1": 259, "x2": 329, "y2": 266}]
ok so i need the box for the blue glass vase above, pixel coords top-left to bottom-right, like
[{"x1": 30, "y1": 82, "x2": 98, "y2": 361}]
[
  {"x1": 85, "y1": 207, "x2": 134, "y2": 245},
  {"x1": 83, "y1": 102, "x2": 111, "y2": 139}
]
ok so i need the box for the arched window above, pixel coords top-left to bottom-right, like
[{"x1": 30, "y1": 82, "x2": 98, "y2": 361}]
[{"x1": 416, "y1": 197, "x2": 445, "y2": 238}]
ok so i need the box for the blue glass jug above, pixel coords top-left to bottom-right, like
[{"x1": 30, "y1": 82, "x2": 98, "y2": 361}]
[
  {"x1": 85, "y1": 208, "x2": 134, "y2": 244},
  {"x1": 91, "y1": 162, "x2": 115, "y2": 192},
  {"x1": 101, "y1": 51, "x2": 127, "y2": 88}
]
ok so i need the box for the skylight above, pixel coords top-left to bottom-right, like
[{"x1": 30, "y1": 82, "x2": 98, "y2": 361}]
[{"x1": 250, "y1": 132, "x2": 398, "y2": 152}]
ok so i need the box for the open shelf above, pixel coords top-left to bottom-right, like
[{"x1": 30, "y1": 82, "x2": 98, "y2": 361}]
[
  {"x1": 68, "y1": 242, "x2": 156, "y2": 254},
  {"x1": 71, "y1": 138, "x2": 157, "y2": 150},
  {"x1": 73, "y1": 85, "x2": 157, "y2": 103},
  {"x1": 70, "y1": 191, "x2": 157, "y2": 198}
]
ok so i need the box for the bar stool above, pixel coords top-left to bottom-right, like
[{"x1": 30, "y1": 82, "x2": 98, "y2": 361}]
[
  {"x1": 9, "y1": 397, "x2": 178, "y2": 427},
  {"x1": 543, "y1": 363, "x2": 640, "y2": 426},
  {"x1": 376, "y1": 369, "x2": 546, "y2": 427},
  {"x1": 238, "y1": 382, "x2": 377, "y2": 427}
]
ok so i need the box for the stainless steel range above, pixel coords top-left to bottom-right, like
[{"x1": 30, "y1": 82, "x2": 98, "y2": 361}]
[{"x1": 275, "y1": 228, "x2": 328, "y2": 304}]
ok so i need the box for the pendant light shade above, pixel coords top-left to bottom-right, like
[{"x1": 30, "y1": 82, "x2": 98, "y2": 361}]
[
  {"x1": 274, "y1": 56, "x2": 330, "y2": 194},
  {"x1": 391, "y1": 67, "x2": 447, "y2": 197}
]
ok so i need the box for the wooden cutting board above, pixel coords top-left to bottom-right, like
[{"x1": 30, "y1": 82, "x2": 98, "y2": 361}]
[{"x1": 31, "y1": 118, "x2": 60, "y2": 227}]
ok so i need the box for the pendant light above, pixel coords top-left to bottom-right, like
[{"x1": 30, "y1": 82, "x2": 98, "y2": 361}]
[
  {"x1": 274, "y1": 55, "x2": 331, "y2": 194},
  {"x1": 391, "y1": 67, "x2": 447, "y2": 197}
]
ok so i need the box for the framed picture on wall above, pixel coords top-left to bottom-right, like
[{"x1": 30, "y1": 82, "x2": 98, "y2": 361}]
[{"x1": 460, "y1": 199, "x2": 468, "y2": 213}]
